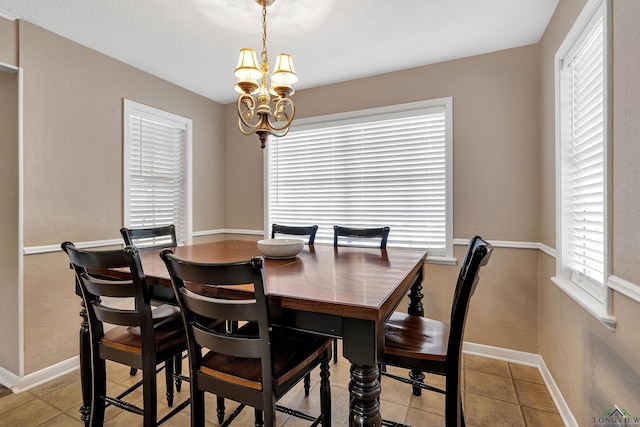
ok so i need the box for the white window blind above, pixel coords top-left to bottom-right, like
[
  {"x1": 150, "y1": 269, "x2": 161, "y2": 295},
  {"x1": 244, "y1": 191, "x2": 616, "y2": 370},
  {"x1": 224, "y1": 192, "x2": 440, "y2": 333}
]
[
  {"x1": 268, "y1": 99, "x2": 452, "y2": 256},
  {"x1": 559, "y1": 4, "x2": 606, "y2": 302},
  {"x1": 123, "y1": 100, "x2": 192, "y2": 245}
]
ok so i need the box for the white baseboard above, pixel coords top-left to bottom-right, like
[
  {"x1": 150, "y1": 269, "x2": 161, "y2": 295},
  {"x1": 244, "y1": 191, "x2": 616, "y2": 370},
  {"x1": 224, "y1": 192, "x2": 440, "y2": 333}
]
[
  {"x1": 8, "y1": 357, "x2": 79, "y2": 394},
  {"x1": 463, "y1": 342, "x2": 577, "y2": 427},
  {"x1": 0, "y1": 366, "x2": 19, "y2": 390}
]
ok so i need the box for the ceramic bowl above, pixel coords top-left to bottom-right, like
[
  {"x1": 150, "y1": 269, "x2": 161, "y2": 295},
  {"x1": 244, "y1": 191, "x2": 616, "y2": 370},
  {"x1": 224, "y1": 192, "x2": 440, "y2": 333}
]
[{"x1": 257, "y1": 238, "x2": 304, "y2": 259}]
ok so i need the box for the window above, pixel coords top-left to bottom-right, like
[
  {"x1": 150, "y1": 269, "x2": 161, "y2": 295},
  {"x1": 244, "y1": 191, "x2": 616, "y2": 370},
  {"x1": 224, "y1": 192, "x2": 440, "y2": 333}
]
[
  {"x1": 123, "y1": 100, "x2": 192, "y2": 245},
  {"x1": 553, "y1": 0, "x2": 614, "y2": 329},
  {"x1": 266, "y1": 98, "x2": 453, "y2": 260}
]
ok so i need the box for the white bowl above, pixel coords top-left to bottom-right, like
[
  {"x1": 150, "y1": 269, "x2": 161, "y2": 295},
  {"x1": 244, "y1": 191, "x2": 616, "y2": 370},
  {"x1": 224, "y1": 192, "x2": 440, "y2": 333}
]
[{"x1": 257, "y1": 238, "x2": 304, "y2": 259}]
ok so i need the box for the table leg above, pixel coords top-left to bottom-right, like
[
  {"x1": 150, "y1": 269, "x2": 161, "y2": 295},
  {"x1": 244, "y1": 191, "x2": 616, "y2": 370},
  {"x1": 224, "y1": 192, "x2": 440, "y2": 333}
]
[
  {"x1": 78, "y1": 300, "x2": 91, "y2": 426},
  {"x1": 407, "y1": 265, "x2": 425, "y2": 395},
  {"x1": 407, "y1": 265, "x2": 424, "y2": 316},
  {"x1": 348, "y1": 364, "x2": 381, "y2": 427}
]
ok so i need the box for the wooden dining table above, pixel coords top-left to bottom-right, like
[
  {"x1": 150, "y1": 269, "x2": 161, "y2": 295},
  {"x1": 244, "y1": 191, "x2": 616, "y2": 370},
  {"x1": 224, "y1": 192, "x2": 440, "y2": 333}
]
[{"x1": 76, "y1": 239, "x2": 428, "y2": 426}]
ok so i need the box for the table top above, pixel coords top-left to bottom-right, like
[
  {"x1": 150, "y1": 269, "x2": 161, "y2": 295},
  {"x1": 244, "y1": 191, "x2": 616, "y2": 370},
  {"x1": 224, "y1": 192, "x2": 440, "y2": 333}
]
[{"x1": 137, "y1": 239, "x2": 427, "y2": 322}]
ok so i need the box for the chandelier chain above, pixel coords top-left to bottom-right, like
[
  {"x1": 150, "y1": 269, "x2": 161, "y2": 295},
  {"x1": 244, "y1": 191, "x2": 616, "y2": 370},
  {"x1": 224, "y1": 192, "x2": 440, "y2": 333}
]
[{"x1": 261, "y1": 3, "x2": 268, "y2": 69}]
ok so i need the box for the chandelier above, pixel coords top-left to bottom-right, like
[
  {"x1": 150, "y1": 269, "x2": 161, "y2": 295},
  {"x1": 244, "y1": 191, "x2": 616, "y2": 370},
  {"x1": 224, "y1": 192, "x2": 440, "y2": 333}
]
[{"x1": 234, "y1": 0, "x2": 297, "y2": 148}]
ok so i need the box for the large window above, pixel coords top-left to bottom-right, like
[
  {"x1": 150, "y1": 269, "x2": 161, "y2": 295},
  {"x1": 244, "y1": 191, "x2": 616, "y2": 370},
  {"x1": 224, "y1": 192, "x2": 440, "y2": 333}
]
[
  {"x1": 554, "y1": 0, "x2": 614, "y2": 329},
  {"x1": 267, "y1": 98, "x2": 453, "y2": 259},
  {"x1": 123, "y1": 100, "x2": 192, "y2": 245}
]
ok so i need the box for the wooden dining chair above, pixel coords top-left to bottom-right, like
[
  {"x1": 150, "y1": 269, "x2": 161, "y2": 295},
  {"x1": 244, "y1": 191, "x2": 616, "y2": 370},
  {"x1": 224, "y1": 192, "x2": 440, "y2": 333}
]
[
  {"x1": 333, "y1": 225, "x2": 390, "y2": 249},
  {"x1": 62, "y1": 242, "x2": 190, "y2": 427},
  {"x1": 120, "y1": 225, "x2": 183, "y2": 382},
  {"x1": 271, "y1": 224, "x2": 319, "y2": 245},
  {"x1": 271, "y1": 223, "x2": 324, "y2": 394},
  {"x1": 380, "y1": 236, "x2": 493, "y2": 427},
  {"x1": 331, "y1": 225, "x2": 391, "y2": 362},
  {"x1": 161, "y1": 251, "x2": 333, "y2": 427}
]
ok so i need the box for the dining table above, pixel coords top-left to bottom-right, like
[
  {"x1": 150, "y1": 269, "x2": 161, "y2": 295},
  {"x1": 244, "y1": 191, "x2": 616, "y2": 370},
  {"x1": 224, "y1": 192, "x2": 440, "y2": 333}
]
[{"x1": 75, "y1": 239, "x2": 428, "y2": 426}]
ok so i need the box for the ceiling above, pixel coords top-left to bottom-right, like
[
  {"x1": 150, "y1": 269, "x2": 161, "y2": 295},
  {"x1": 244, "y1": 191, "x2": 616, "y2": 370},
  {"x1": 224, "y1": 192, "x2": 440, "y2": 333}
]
[{"x1": 0, "y1": 0, "x2": 559, "y2": 104}]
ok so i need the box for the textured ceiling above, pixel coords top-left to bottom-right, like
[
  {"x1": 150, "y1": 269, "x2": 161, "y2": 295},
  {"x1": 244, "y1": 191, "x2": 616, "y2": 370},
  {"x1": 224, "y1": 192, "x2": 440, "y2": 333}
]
[{"x1": 0, "y1": 0, "x2": 559, "y2": 104}]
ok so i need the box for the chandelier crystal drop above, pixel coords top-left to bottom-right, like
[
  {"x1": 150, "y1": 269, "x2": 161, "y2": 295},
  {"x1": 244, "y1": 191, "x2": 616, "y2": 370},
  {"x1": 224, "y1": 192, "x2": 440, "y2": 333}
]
[{"x1": 234, "y1": 0, "x2": 297, "y2": 148}]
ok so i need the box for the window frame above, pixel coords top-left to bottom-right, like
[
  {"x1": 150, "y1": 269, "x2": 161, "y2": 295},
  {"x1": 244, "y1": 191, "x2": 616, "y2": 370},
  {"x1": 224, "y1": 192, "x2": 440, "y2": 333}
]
[
  {"x1": 123, "y1": 99, "x2": 193, "y2": 246},
  {"x1": 264, "y1": 97, "x2": 454, "y2": 263},
  {"x1": 552, "y1": 0, "x2": 615, "y2": 330}
]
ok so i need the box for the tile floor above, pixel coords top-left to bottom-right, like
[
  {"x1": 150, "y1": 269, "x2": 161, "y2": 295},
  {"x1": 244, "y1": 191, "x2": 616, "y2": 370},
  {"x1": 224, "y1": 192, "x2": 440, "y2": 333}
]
[{"x1": 0, "y1": 346, "x2": 564, "y2": 426}]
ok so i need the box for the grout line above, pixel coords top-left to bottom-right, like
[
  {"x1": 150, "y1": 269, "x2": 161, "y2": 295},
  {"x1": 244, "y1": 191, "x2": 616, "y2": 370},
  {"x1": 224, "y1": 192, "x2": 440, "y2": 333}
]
[{"x1": 508, "y1": 363, "x2": 528, "y2": 426}]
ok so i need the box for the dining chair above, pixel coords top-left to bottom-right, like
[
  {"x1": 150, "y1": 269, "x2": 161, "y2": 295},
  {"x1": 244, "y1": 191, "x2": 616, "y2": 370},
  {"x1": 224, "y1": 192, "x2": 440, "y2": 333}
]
[
  {"x1": 331, "y1": 225, "x2": 391, "y2": 362},
  {"x1": 62, "y1": 242, "x2": 190, "y2": 427},
  {"x1": 271, "y1": 224, "x2": 319, "y2": 245},
  {"x1": 120, "y1": 225, "x2": 183, "y2": 382},
  {"x1": 333, "y1": 225, "x2": 390, "y2": 249},
  {"x1": 380, "y1": 236, "x2": 493, "y2": 427},
  {"x1": 161, "y1": 251, "x2": 333, "y2": 427},
  {"x1": 270, "y1": 223, "x2": 324, "y2": 395}
]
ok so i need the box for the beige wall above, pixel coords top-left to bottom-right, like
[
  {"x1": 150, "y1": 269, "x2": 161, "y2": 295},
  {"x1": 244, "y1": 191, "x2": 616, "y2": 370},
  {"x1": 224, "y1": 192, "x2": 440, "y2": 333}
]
[
  {"x1": 18, "y1": 22, "x2": 225, "y2": 373},
  {"x1": 0, "y1": 69, "x2": 19, "y2": 374},
  {"x1": 539, "y1": 0, "x2": 640, "y2": 425},
  {"x1": 0, "y1": 16, "x2": 17, "y2": 67},
  {"x1": 224, "y1": 45, "x2": 542, "y2": 352}
]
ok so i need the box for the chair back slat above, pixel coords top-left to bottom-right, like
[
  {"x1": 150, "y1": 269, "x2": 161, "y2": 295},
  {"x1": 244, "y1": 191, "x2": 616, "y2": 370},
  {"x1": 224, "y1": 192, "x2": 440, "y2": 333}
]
[
  {"x1": 82, "y1": 275, "x2": 136, "y2": 298},
  {"x1": 120, "y1": 225, "x2": 177, "y2": 251},
  {"x1": 271, "y1": 224, "x2": 319, "y2": 245},
  {"x1": 179, "y1": 287, "x2": 258, "y2": 322},
  {"x1": 334, "y1": 225, "x2": 390, "y2": 249},
  {"x1": 65, "y1": 244, "x2": 130, "y2": 270},
  {"x1": 164, "y1": 257, "x2": 263, "y2": 286},
  {"x1": 93, "y1": 305, "x2": 140, "y2": 327},
  {"x1": 192, "y1": 324, "x2": 262, "y2": 359}
]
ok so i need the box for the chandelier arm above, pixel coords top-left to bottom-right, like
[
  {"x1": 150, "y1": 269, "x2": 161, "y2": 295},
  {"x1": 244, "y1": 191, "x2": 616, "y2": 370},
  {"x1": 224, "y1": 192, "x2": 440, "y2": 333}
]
[
  {"x1": 237, "y1": 118, "x2": 259, "y2": 136},
  {"x1": 266, "y1": 126, "x2": 291, "y2": 138},
  {"x1": 266, "y1": 99, "x2": 295, "y2": 131},
  {"x1": 237, "y1": 95, "x2": 260, "y2": 129}
]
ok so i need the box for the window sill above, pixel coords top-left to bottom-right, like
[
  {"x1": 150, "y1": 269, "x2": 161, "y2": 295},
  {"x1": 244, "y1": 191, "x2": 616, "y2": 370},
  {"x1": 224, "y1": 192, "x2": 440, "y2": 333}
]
[{"x1": 551, "y1": 276, "x2": 616, "y2": 331}]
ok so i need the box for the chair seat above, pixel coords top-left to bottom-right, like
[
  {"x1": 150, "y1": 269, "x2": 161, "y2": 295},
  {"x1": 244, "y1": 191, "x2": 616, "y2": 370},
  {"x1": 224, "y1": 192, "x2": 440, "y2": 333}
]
[
  {"x1": 200, "y1": 324, "x2": 333, "y2": 390},
  {"x1": 101, "y1": 305, "x2": 185, "y2": 354},
  {"x1": 383, "y1": 312, "x2": 450, "y2": 362}
]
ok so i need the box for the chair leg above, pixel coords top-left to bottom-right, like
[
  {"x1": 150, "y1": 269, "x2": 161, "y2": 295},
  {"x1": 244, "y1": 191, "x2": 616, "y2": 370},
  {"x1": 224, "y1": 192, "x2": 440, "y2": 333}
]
[
  {"x1": 304, "y1": 373, "x2": 311, "y2": 396},
  {"x1": 254, "y1": 408, "x2": 264, "y2": 427},
  {"x1": 320, "y1": 355, "x2": 332, "y2": 426},
  {"x1": 333, "y1": 339, "x2": 338, "y2": 363},
  {"x1": 191, "y1": 388, "x2": 206, "y2": 427},
  {"x1": 164, "y1": 359, "x2": 175, "y2": 407},
  {"x1": 444, "y1": 369, "x2": 462, "y2": 427},
  {"x1": 142, "y1": 368, "x2": 158, "y2": 427},
  {"x1": 174, "y1": 354, "x2": 182, "y2": 392},
  {"x1": 409, "y1": 369, "x2": 425, "y2": 396},
  {"x1": 217, "y1": 396, "x2": 225, "y2": 425},
  {"x1": 90, "y1": 358, "x2": 107, "y2": 427},
  {"x1": 129, "y1": 367, "x2": 137, "y2": 376}
]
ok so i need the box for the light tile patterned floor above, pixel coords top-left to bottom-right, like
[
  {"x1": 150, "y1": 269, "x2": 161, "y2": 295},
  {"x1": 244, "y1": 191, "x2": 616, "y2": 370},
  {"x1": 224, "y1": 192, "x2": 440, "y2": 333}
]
[{"x1": 0, "y1": 346, "x2": 564, "y2": 426}]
